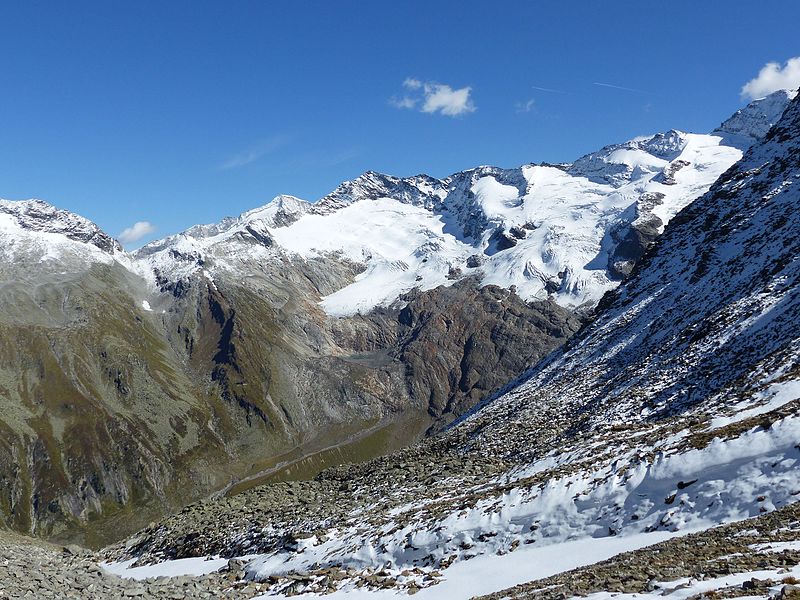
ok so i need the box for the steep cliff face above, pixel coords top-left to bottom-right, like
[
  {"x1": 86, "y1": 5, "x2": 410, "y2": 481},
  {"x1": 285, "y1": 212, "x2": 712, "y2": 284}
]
[{"x1": 390, "y1": 283, "x2": 579, "y2": 425}]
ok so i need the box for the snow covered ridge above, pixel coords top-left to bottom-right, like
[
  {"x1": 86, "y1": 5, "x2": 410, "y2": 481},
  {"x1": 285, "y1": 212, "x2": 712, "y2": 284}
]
[
  {"x1": 0, "y1": 198, "x2": 125, "y2": 271},
  {"x1": 1, "y1": 92, "x2": 792, "y2": 316},
  {"x1": 0, "y1": 198, "x2": 121, "y2": 254},
  {"x1": 134, "y1": 90, "x2": 793, "y2": 316},
  {"x1": 714, "y1": 88, "x2": 797, "y2": 141}
]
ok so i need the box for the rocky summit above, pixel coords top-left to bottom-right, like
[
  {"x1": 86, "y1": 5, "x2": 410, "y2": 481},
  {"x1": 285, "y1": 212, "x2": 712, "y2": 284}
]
[{"x1": 1, "y1": 86, "x2": 799, "y2": 599}]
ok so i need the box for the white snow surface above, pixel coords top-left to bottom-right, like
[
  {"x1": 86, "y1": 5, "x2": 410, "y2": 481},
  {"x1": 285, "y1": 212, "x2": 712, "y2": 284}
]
[
  {"x1": 134, "y1": 131, "x2": 744, "y2": 317},
  {"x1": 708, "y1": 379, "x2": 800, "y2": 430},
  {"x1": 101, "y1": 556, "x2": 229, "y2": 579},
  {"x1": 130, "y1": 91, "x2": 793, "y2": 316},
  {"x1": 576, "y1": 559, "x2": 800, "y2": 600},
  {"x1": 261, "y1": 529, "x2": 695, "y2": 599}
]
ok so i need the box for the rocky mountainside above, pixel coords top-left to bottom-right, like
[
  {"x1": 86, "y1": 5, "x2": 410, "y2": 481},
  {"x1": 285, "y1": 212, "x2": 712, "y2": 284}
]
[
  {"x1": 0, "y1": 91, "x2": 792, "y2": 551},
  {"x1": 100, "y1": 89, "x2": 800, "y2": 598}
]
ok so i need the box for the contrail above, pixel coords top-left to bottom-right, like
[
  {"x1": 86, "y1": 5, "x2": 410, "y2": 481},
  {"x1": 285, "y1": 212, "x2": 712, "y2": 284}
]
[
  {"x1": 531, "y1": 85, "x2": 567, "y2": 94},
  {"x1": 592, "y1": 82, "x2": 652, "y2": 95}
]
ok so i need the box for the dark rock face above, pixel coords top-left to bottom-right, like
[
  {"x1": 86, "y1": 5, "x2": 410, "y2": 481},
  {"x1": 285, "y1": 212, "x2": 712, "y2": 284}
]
[
  {"x1": 654, "y1": 159, "x2": 690, "y2": 185},
  {"x1": 606, "y1": 191, "x2": 666, "y2": 278},
  {"x1": 608, "y1": 213, "x2": 663, "y2": 278},
  {"x1": 388, "y1": 282, "x2": 581, "y2": 426},
  {"x1": 487, "y1": 229, "x2": 519, "y2": 253}
]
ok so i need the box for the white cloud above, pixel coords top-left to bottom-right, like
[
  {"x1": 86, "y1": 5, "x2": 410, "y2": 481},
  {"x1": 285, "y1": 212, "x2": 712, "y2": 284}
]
[
  {"x1": 742, "y1": 57, "x2": 800, "y2": 100},
  {"x1": 422, "y1": 83, "x2": 474, "y2": 116},
  {"x1": 391, "y1": 78, "x2": 475, "y2": 117},
  {"x1": 118, "y1": 221, "x2": 156, "y2": 244}
]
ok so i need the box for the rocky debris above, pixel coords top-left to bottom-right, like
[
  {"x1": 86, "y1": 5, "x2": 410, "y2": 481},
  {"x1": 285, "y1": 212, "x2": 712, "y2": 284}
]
[
  {"x1": 101, "y1": 448, "x2": 511, "y2": 565},
  {"x1": 0, "y1": 531, "x2": 268, "y2": 599}
]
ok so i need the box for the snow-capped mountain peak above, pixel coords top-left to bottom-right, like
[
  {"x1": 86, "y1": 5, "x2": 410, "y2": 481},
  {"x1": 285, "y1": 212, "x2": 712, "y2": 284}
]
[
  {"x1": 566, "y1": 129, "x2": 689, "y2": 187},
  {"x1": 316, "y1": 170, "x2": 448, "y2": 213},
  {"x1": 239, "y1": 194, "x2": 312, "y2": 227},
  {"x1": 0, "y1": 198, "x2": 121, "y2": 254},
  {"x1": 714, "y1": 88, "x2": 797, "y2": 142}
]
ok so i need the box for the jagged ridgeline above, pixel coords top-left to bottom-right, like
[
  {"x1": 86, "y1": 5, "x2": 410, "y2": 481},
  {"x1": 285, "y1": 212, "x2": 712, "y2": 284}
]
[{"x1": 0, "y1": 90, "x2": 792, "y2": 546}]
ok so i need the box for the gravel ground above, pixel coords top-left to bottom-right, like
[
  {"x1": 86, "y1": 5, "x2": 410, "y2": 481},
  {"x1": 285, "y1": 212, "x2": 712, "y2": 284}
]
[{"x1": 0, "y1": 531, "x2": 267, "y2": 599}]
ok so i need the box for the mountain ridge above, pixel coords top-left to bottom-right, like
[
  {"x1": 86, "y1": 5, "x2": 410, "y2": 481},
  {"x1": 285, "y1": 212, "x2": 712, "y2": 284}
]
[{"x1": 102, "y1": 87, "x2": 800, "y2": 599}]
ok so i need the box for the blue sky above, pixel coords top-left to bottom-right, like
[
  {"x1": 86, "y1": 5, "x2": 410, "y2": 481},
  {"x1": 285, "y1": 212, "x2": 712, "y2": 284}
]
[{"x1": 2, "y1": 1, "x2": 799, "y2": 246}]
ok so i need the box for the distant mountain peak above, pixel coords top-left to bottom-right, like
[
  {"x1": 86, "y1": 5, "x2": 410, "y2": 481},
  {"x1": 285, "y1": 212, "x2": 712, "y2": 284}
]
[
  {"x1": 714, "y1": 88, "x2": 796, "y2": 142},
  {"x1": 0, "y1": 198, "x2": 121, "y2": 254}
]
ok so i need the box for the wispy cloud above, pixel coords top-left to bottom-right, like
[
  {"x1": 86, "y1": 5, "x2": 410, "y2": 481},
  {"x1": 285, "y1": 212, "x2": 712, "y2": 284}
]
[
  {"x1": 742, "y1": 57, "x2": 800, "y2": 100},
  {"x1": 391, "y1": 78, "x2": 476, "y2": 117},
  {"x1": 389, "y1": 96, "x2": 418, "y2": 110},
  {"x1": 592, "y1": 82, "x2": 652, "y2": 95},
  {"x1": 515, "y1": 99, "x2": 536, "y2": 113},
  {"x1": 219, "y1": 135, "x2": 289, "y2": 170},
  {"x1": 118, "y1": 221, "x2": 155, "y2": 244}
]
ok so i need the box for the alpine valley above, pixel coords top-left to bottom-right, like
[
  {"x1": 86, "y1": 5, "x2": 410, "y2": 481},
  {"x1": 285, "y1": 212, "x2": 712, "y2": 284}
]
[{"x1": 1, "y1": 88, "x2": 799, "y2": 599}]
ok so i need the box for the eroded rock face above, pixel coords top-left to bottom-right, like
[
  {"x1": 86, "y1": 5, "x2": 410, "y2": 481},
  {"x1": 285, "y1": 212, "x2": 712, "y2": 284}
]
[{"x1": 390, "y1": 282, "x2": 580, "y2": 425}]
